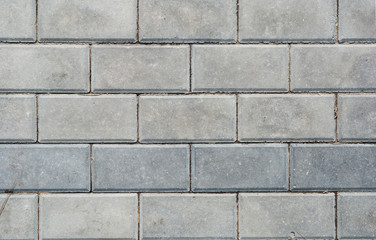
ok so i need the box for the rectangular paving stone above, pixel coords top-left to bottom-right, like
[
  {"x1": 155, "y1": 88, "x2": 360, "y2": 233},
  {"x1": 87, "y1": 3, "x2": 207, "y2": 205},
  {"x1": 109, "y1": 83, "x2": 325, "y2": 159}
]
[
  {"x1": 0, "y1": 45, "x2": 89, "y2": 92},
  {"x1": 0, "y1": 194, "x2": 37, "y2": 240},
  {"x1": 238, "y1": 94, "x2": 335, "y2": 141},
  {"x1": 139, "y1": 0, "x2": 237, "y2": 43},
  {"x1": 93, "y1": 145, "x2": 189, "y2": 191},
  {"x1": 192, "y1": 45, "x2": 289, "y2": 92},
  {"x1": 291, "y1": 45, "x2": 376, "y2": 92},
  {"x1": 38, "y1": 0, "x2": 137, "y2": 42},
  {"x1": 141, "y1": 194, "x2": 236, "y2": 239},
  {"x1": 0, "y1": 144, "x2": 90, "y2": 192},
  {"x1": 239, "y1": 0, "x2": 336, "y2": 42},
  {"x1": 40, "y1": 194, "x2": 138, "y2": 240},
  {"x1": 192, "y1": 144, "x2": 288, "y2": 191},
  {"x1": 139, "y1": 95, "x2": 236, "y2": 142},
  {"x1": 38, "y1": 95, "x2": 137, "y2": 143},
  {"x1": 338, "y1": 94, "x2": 376, "y2": 141},
  {"x1": 338, "y1": 193, "x2": 376, "y2": 239},
  {"x1": 92, "y1": 45, "x2": 189, "y2": 92},
  {"x1": 0, "y1": 0, "x2": 36, "y2": 42},
  {"x1": 339, "y1": 0, "x2": 376, "y2": 42},
  {"x1": 0, "y1": 95, "x2": 36, "y2": 142},
  {"x1": 239, "y1": 193, "x2": 335, "y2": 239},
  {"x1": 291, "y1": 144, "x2": 376, "y2": 191}
]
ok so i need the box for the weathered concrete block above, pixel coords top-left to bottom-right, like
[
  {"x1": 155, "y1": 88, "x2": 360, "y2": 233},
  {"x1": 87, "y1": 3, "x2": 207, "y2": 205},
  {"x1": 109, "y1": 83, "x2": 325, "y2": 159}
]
[
  {"x1": 338, "y1": 95, "x2": 376, "y2": 141},
  {"x1": 0, "y1": 0, "x2": 36, "y2": 42},
  {"x1": 0, "y1": 95, "x2": 36, "y2": 142},
  {"x1": 38, "y1": 95, "x2": 137, "y2": 142},
  {"x1": 339, "y1": 0, "x2": 376, "y2": 42},
  {"x1": 239, "y1": 193, "x2": 335, "y2": 239},
  {"x1": 0, "y1": 144, "x2": 90, "y2": 192},
  {"x1": 338, "y1": 193, "x2": 376, "y2": 239},
  {"x1": 291, "y1": 45, "x2": 376, "y2": 92},
  {"x1": 40, "y1": 194, "x2": 138, "y2": 239},
  {"x1": 238, "y1": 94, "x2": 335, "y2": 141},
  {"x1": 92, "y1": 45, "x2": 189, "y2": 92},
  {"x1": 139, "y1": 0, "x2": 237, "y2": 42},
  {"x1": 93, "y1": 145, "x2": 189, "y2": 191},
  {"x1": 0, "y1": 45, "x2": 89, "y2": 92},
  {"x1": 192, "y1": 144, "x2": 288, "y2": 191},
  {"x1": 291, "y1": 144, "x2": 376, "y2": 191},
  {"x1": 38, "y1": 0, "x2": 137, "y2": 42},
  {"x1": 192, "y1": 45, "x2": 289, "y2": 92},
  {"x1": 0, "y1": 194, "x2": 38, "y2": 240},
  {"x1": 141, "y1": 194, "x2": 236, "y2": 239},
  {"x1": 239, "y1": 0, "x2": 336, "y2": 42}
]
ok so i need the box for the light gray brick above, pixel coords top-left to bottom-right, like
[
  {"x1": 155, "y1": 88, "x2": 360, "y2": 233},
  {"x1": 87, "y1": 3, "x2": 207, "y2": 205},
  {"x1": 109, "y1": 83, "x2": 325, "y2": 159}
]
[
  {"x1": 291, "y1": 144, "x2": 376, "y2": 191},
  {"x1": 192, "y1": 45, "x2": 289, "y2": 92},
  {"x1": 192, "y1": 144, "x2": 288, "y2": 191},
  {"x1": 338, "y1": 193, "x2": 376, "y2": 239},
  {"x1": 338, "y1": 95, "x2": 376, "y2": 141},
  {"x1": 0, "y1": 45, "x2": 89, "y2": 92},
  {"x1": 38, "y1": 95, "x2": 137, "y2": 143},
  {"x1": 0, "y1": 0, "x2": 36, "y2": 42},
  {"x1": 139, "y1": 0, "x2": 237, "y2": 43},
  {"x1": 0, "y1": 145, "x2": 90, "y2": 192},
  {"x1": 339, "y1": 0, "x2": 376, "y2": 42},
  {"x1": 92, "y1": 45, "x2": 189, "y2": 92},
  {"x1": 40, "y1": 194, "x2": 138, "y2": 239},
  {"x1": 238, "y1": 94, "x2": 335, "y2": 141},
  {"x1": 239, "y1": 193, "x2": 335, "y2": 239},
  {"x1": 38, "y1": 0, "x2": 137, "y2": 42},
  {"x1": 0, "y1": 194, "x2": 38, "y2": 240},
  {"x1": 0, "y1": 95, "x2": 36, "y2": 142},
  {"x1": 291, "y1": 45, "x2": 376, "y2": 92},
  {"x1": 139, "y1": 95, "x2": 236, "y2": 142},
  {"x1": 141, "y1": 194, "x2": 236, "y2": 239},
  {"x1": 239, "y1": 0, "x2": 336, "y2": 42},
  {"x1": 93, "y1": 145, "x2": 189, "y2": 192}
]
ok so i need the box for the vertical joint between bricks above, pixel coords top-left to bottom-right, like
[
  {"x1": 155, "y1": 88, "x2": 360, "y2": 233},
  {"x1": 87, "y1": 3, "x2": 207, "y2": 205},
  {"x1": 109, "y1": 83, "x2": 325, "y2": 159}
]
[
  {"x1": 236, "y1": 193, "x2": 239, "y2": 240},
  {"x1": 36, "y1": 94, "x2": 39, "y2": 143},
  {"x1": 335, "y1": 93, "x2": 339, "y2": 142},
  {"x1": 189, "y1": 144, "x2": 192, "y2": 192},
  {"x1": 136, "y1": 0, "x2": 140, "y2": 43},
  {"x1": 89, "y1": 44, "x2": 92, "y2": 93},
  {"x1": 336, "y1": 0, "x2": 339, "y2": 44},
  {"x1": 37, "y1": 193, "x2": 40, "y2": 240},
  {"x1": 137, "y1": 95, "x2": 140, "y2": 143},
  {"x1": 138, "y1": 193, "x2": 141, "y2": 240},
  {"x1": 288, "y1": 44, "x2": 291, "y2": 92},
  {"x1": 236, "y1": 94, "x2": 239, "y2": 142},
  {"x1": 90, "y1": 144, "x2": 93, "y2": 192},
  {"x1": 189, "y1": 44, "x2": 192, "y2": 92},
  {"x1": 335, "y1": 192, "x2": 338, "y2": 240},
  {"x1": 35, "y1": 0, "x2": 38, "y2": 43},
  {"x1": 236, "y1": 0, "x2": 240, "y2": 44},
  {"x1": 288, "y1": 143, "x2": 291, "y2": 191}
]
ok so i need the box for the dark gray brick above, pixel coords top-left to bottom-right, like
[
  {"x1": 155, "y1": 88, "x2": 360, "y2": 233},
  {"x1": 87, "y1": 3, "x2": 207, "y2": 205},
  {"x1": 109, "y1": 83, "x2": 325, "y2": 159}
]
[
  {"x1": 192, "y1": 45, "x2": 289, "y2": 92},
  {"x1": 0, "y1": 144, "x2": 90, "y2": 192},
  {"x1": 0, "y1": 45, "x2": 89, "y2": 92},
  {"x1": 291, "y1": 144, "x2": 376, "y2": 191},
  {"x1": 338, "y1": 193, "x2": 376, "y2": 239},
  {"x1": 141, "y1": 194, "x2": 236, "y2": 239},
  {"x1": 93, "y1": 145, "x2": 189, "y2": 192},
  {"x1": 192, "y1": 144, "x2": 288, "y2": 191},
  {"x1": 239, "y1": 193, "x2": 335, "y2": 239}
]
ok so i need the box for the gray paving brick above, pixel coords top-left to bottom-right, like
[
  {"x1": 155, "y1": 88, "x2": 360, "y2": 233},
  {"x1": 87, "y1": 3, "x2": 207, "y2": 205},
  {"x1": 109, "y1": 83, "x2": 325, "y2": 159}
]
[
  {"x1": 192, "y1": 45, "x2": 289, "y2": 92},
  {"x1": 0, "y1": 145, "x2": 90, "y2": 192},
  {"x1": 139, "y1": 95, "x2": 236, "y2": 142},
  {"x1": 338, "y1": 193, "x2": 376, "y2": 239},
  {"x1": 0, "y1": 45, "x2": 89, "y2": 92},
  {"x1": 92, "y1": 45, "x2": 189, "y2": 92},
  {"x1": 141, "y1": 194, "x2": 236, "y2": 239},
  {"x1": 239, "y1": 0, "x2": 336, "y2": 42},
  {"x1": 38, "y1": 0, "x2": 137, "y2": 42},
  {"x1": 93, "y1": 145, "x2": 189, "y2": 192},
  {"x1": 291, "y1": 45, "x2": 376, "y2": 92},
  {"x1": 40, "y1": 193, "x2": 138, "y2": 239},
  {"x1": 239, "y1": 193, "x2": 335, "y2": 239},
  {"x1": 0, "y1": 194, "x2": 38, "y2": 240},
  {"x1": 0, "y1": 95, "x2": 36, "y2": 142},
  {"x1": 192, "y1": 144, "x2": 288, "y2": 191},
  {"x1": 338, "y1": 95, "x2": 376, "y2": 141},
  {"x1": 339, "y1": 0, "x2": 376, "y2": 42},
  {"x1": 38, "y1": 95, "x2": 137, "y2": 143},
  {"x1": 139, "y1": 0, "x2": 237, "y2": 43},
  {"x1": 0, "y1": 0, "x2": 36, "y2": 42},
  {"x1": 291, "y1": 144, "x2": 376, "y2": 191},
  {"x1": 238, "y1": 94, "x2": 335, "y2": 141}
]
